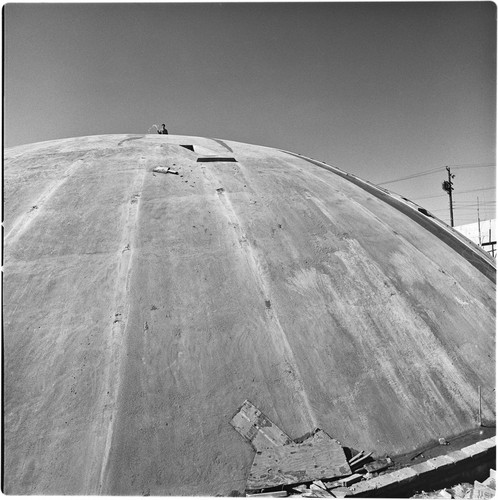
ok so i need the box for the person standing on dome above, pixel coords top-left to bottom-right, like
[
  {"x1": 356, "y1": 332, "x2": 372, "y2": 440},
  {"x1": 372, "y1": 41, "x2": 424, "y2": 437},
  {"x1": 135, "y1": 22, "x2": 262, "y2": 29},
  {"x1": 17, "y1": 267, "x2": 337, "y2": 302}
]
[{"x1": 157, "y1": 124, "x2": 168, "y2": 135}]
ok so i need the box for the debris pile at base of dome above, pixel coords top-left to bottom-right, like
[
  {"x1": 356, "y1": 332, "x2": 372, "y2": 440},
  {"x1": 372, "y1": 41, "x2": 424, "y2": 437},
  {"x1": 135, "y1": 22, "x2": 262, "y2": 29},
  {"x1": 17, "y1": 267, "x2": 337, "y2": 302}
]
[
  {"x1": 232, "y1": 401, "x2": 495, "y2": 498},
  {"x1": 412, "y1": 468, "x2": 495, "y2": 499}
]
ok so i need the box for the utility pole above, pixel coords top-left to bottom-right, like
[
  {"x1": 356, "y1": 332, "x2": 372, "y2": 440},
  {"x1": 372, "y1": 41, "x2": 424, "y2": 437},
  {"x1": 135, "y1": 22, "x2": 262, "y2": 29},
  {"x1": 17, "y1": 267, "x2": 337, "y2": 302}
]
[
  {"x1": 442, "y1": 166, "x2": 455, "y2": 227},
  {"x1": 477, "y1": 197, "x2": 482, "y2": 246}
]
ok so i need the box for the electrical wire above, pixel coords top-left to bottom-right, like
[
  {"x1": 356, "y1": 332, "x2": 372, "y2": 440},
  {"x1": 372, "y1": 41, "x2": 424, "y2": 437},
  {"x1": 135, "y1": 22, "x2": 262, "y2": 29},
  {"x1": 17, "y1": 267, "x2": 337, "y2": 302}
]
[
  {"x1": 378, "y1": 163, "x2": 495, "y2": 186},
  {"x1": 413, "y1": 186, "x2": 496, "y2": 201},
  {"x1": 454, "y1": 186, "x2": 496, "y2": 195},
  {"x1": 377, "y1": 167, "x2": 442, "y2": 185},
  {"x1": 458, "y1": 198, "x2": 496, "y2": 201},
  {"x1": 450, "y1": 163, "x2": 496, "y2": 170}
]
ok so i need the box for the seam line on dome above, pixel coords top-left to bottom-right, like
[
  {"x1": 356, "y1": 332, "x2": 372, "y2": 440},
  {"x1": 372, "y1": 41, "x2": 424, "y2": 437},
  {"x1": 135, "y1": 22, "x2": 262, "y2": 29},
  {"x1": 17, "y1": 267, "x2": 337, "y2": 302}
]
[
  {"x1": 283, "y1": 151, "x2": 496, "y2": 283},
  {"x1": 5, "y1": 159, "x2": 84, "y2": 248},
  {"x1": 208, "y1": 176, "x2": 317, "y2": 430},
  {"x1": 97, "y1": 160, "x2": 147, "y2": 493}
]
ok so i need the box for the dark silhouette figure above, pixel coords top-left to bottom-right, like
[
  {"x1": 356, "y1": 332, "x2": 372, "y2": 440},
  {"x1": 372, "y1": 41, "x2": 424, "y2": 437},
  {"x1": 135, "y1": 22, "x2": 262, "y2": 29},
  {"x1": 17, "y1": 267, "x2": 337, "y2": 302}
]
[{"x1": 158, "y1": 124, "x2": 168, "y2": 135}]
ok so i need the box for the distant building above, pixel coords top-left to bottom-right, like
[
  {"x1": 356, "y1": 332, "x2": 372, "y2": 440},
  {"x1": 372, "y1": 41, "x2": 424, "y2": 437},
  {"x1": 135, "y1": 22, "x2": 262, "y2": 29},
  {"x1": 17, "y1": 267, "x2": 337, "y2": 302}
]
[{"x1": 454, "y1": 219, "x2": 496, "y2": 257}]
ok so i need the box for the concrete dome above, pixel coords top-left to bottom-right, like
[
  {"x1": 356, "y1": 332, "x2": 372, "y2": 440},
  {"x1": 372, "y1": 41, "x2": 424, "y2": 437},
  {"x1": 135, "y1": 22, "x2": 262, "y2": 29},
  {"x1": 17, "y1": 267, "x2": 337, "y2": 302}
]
[{"x1": 4, "y1": 134, "x2": 495, "y2": 495}]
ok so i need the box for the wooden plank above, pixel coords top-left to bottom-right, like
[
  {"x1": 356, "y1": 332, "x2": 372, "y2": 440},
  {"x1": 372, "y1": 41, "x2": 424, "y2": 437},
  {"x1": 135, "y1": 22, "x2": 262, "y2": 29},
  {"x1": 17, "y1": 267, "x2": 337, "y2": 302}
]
[
  {"x1": 313, "y1": 480, "x2": 328, "y2": 491},
  {"x1": 349, "y1": 451, "x2": 372, "y2": 467},
  {"x1": 310, "y1": 484, "x2": 334, "y2": 497},
  {"x1": 323, "y1": 480, "x2": 341, "y2": 490},
  {"x1": 347, "y1": 451, "x2": 363, "y2": 464},
  {"x1": 230, "y1": 400, "x2": 291, "y2": 451},
  {"x1": 338, "y1": 474, "x2": 362, "y2": 487},
  {"x1": 247, "y1": 430, "x2": 351, "y2": 491}
]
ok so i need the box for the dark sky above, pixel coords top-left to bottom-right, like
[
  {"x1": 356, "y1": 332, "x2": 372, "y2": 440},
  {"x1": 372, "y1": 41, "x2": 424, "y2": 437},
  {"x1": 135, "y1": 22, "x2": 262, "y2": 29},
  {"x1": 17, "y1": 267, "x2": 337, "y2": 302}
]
[{"x1": 4, "y1": 2, "x2": 496, "y2": 224}]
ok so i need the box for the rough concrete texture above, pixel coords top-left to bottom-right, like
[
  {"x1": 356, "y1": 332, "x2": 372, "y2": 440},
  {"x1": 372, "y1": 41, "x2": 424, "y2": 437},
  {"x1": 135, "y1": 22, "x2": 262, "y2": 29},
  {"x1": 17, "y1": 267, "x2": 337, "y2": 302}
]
[
  {"x1": 446, "y1": 450, "x2": 471, "y2": 462},
  {"x1": 4, "y1": 134, "x2": 496, "y2": 495},
  {"x1": 426, "y1": 456, "x2": 456, "y2": 469},
  {"x1": 462, "y1": 441, "x2": 490, "y2": 458},
  {"x1": 389, "y1": 467, "x2": 419, "y2": 483}
]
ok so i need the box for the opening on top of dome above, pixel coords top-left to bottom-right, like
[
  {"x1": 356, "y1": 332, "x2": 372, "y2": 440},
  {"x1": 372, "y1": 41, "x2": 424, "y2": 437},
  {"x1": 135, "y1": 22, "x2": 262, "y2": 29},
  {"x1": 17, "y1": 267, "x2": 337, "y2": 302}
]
[
  {"x1": 197, "y1": 157, "x2": 237, "y2": 163},
  {"x1": 180, "y1": 145, "x2": 195, "y2": 152}
]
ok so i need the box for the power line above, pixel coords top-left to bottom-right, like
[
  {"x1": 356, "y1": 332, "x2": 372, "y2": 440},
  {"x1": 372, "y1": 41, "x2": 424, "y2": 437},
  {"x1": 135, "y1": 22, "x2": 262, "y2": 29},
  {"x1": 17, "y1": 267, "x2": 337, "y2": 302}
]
[
  {"x1": 413, "y1": 185, "x2": 496, "y2": 200},
  {"x1": 432, "y1": 205, "x2": 493, "y2": 210},
  {"x1": 378, "y1": 163, "x2": 495, "y2": 186},
  {"x1": 453, "y1": 203, "x2": 496, "y2": 207},
  {"x1": 453, "y1": 207, "x2": 496, "y2": 211},
  {"x1": 377, "y1": 167, "x2": 442, "y2": 185},
  {"x1": 427, "y1": 208, "x2": 495, "y2": 214},
  {"x1": 450, "y1": 163, "x2": 495, "y2": 170},
  {"x1": 453, "y1": 200, "x2": 496, "y2": 204},
  {"x1": 456, "y1": 186, "x2": 496, "y2": 195},
  {"x1": 458, "y1": 196, "x2": 496, "y2": 199}
]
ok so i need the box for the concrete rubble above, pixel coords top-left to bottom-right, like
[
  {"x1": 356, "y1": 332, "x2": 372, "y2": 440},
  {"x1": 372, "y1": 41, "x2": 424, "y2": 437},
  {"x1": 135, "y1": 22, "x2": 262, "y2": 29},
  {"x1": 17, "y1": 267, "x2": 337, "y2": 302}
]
[{"x1": 412, "y1": 469, "x2": 496, "y2": 499}]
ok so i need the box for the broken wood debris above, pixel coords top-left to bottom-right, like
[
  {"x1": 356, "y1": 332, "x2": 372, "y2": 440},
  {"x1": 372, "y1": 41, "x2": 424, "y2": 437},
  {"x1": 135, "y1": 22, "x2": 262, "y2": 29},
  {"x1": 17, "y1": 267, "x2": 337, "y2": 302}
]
[
  {"x1": 153, "y1": 166, "x2": 178, "y2": 175},
  {"x1": 290, "y1": 481, "x2": 342, "y2": 498},
  {"x1": 412, "y1": 468, "x2": 496, "y2": 499},
  {"x1": 312, "y1": 480, "x2": 328, "y2": 491},
  {"x1": 438, "y1": 489, "x2": 453, "y2": 499},
  {"x1": 292, "y1": 485, "x2": 308, "y2": 493},
  {"x1": 246, "y1": 429, "x2": 351, "y2": 491},
  {"x1": 347, "y1": 451, "x2": 363, "y2": 464},
  {"x1": 363, "y1": 457, "x2": 391, "y2": 474},
  {"x1": 231, "y1": 401, "x2": 352, "y2": 494},
  {"x1": 328, "y1": 487, "x2": 352, "y2": 498},
  {"x1": 309, "y1": 483, "x2": 333, "y2": 497},
  {"x1": 471, "y1": 480, "x2": 495, "y2": 499},
  {"x1": 228, "y1": 401, "x2": 397, "y2": 497},
  {"x1": 338, "y1": 473, "x2": 363, "y2": 487},
  {"x1": 348, "y1": 450, "x2": 372, "y2": 468},
  {"x1": 450, "y1": 483, "x2": 473, "y2": 498},
  {"x1": 322, "y1": 480, "x2": 341, "y2": 490},
  {"x1": 482, "y1": 474, "x2": 496, "y2": 491}
]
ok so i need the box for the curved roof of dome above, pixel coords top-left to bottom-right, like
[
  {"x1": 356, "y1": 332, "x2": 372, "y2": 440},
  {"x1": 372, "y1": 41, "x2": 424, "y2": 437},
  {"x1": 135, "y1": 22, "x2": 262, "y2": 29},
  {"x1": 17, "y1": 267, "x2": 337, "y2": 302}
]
[{"x1": 4, "y1": 134, "x2": 495, "y2": 495}]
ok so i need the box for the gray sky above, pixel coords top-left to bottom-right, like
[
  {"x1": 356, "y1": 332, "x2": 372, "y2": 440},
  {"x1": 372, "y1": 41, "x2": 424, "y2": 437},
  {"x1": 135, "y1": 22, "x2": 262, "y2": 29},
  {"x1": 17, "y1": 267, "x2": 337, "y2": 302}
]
[{"x1": 4, "y1": 2, "x2": 496, "y2": 225}]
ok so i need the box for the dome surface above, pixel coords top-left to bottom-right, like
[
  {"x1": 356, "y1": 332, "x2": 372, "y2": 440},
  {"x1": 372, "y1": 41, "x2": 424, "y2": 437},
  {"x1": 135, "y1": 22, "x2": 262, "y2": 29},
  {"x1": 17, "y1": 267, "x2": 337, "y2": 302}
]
[{"x1": 4, "y1": 134, "x2": 495, "y2": 495}]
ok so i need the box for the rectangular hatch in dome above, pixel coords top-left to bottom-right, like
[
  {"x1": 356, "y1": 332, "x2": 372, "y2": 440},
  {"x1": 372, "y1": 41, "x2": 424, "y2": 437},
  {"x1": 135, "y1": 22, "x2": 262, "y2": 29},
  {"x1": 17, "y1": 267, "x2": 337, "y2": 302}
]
[
  {"x1": 180, "y1": 145, "x2": 195, "y2": 152},
  {"x1": 197, "y1": 156, "x2": 237, "y2": 162}
]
